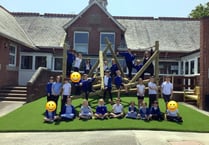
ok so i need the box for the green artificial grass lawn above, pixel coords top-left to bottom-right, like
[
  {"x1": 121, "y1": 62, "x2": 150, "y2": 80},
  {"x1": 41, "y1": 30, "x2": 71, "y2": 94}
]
[{"x1": 0, "y1": 96, "x2": 209, "y2": 132}]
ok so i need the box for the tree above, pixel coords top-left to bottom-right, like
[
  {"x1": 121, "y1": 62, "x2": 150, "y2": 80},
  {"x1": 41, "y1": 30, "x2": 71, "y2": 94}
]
[{"x1": 189, "y1": 2, "x2": 209, "y2": 18}]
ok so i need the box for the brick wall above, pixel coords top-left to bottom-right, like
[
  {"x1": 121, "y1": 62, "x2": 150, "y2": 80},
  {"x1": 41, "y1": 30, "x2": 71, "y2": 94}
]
[
  {"x1": 200, "y1": 17, "x2": 209, "y2": 110},
  {"x1": 0, "y1": 37, "x2": 19, "y2": 88},
  {"x1": 66, "y1": 4, "x2": 124, "y2": 55}
]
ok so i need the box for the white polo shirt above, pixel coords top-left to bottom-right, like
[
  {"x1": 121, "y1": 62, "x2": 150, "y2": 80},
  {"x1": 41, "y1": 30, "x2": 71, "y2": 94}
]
[{"x1": 161, "y1": 81, "x2": 173, "y2": 95}]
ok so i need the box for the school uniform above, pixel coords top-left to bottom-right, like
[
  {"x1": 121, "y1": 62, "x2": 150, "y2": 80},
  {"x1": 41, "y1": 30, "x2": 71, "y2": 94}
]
[
  {"x1": 84, "y1": 63, "x2": 92, "y2": 74},
  {"x1": 51, "y1": 82, "x2": 62, "y2": 113},
  {"x1": 126, "y1": 106, "x2": 138, "y2": 119},
  {"x1": 161, "y1": 81, "x2": 173, "y2": 103},
  {"x1": 80, "y1": 106, "x2": 92, "y2": 117},
  {"x1": 114, "y1": 75, "x2": 123, "y2": 89},
  {"x1": 136, "y1": 84, "x2": 145, "y2": 100},
  {"x1": 139, "y1": 107, "x2": 150, "y2": 119},
  {"x1": 80, "y1": 78, "x2": 95, "y2": 100},
  {"x1": 133, "y1": 63, "x2": 143, "y2": 72},
  {"x1": 142, "y1": 57, "x2": 154, "y2": 79},
  {"x1": 166, "y1": 109, "x2": 183, "y2": 122},
  {"x1": 45, "y1": 110, "x2": 56, "y2": 121},
  {"x1": 74, "y1": 57, "x2": 82, "y2": 72},
  {"x1": 150, "y1": 106, "x2": 164, "y2": 120},
  {"x1": 60, "y1": 104, "x2": 76, "y2": 120},
  {"x1": 110, "y1": 64, "x2": 118, "y2": 77},
  {"x1": 61, "y1": 82, "x2": 71, "y2": 114},
  {"x1": 148, "y1": 82, "x2": 157, "y2": 108},
  {"x1": 96, "y1": 105, "x2": 108, "y2": 115},
  {"x1": 119, "y1": 52, "x2": 135, "y2": 79},
  {"x1": 46, "y1": 82, "x2": 53, "y2": 101},
  {"x1": 67, "y1": 51, "x2": 75, "y2": 76},
  {"x1": 112, "y1": 104, "x2": 123, "y2": 114},
  {"x1": 103, "y1": 75, "x2": 113, "y2": 101}
]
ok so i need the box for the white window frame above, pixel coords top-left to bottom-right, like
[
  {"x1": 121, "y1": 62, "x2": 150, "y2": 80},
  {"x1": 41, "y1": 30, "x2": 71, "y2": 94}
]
[
  {"x1": 100, "y1": 32, "x2": 115, "y2": 51},
  {"x1": 9, "y1": 44, "x2": 17, "y2": 67},
  {"x1": 74, "y1": 31, "x2": 89, "y2": 54}
]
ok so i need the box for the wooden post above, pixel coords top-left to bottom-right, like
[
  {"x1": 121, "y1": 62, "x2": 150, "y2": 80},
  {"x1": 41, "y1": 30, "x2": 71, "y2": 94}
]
[
  {"x1": 99, "y1": 51, "x2": 104, "y2": 90},
  {"x1": 62, "y1": 42, "x2": 67, "y2": 79},
  {"x1": 155, "y1": 41, "x2": 159, "y2": 87},
  {"x1": 105, "y1": 38, "x2": 125, "y2": 77}
]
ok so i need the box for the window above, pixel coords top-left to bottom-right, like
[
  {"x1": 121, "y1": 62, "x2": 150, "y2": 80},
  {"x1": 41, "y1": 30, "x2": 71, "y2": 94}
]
[
  {"x1": 9, "y1": 44, "x2": 17, "y2": 66},
  {"x1": 185, "y1": 61, "x2": 189, "y2": 74},
  {"x1": 198, "y1": 57, "x2": 200, "y2": 74},
  {"x1": 159, "y1": 62, "x2": 179, "y2": 74},
  {"x1": 35, "y1": 56, "x2": 46, "y2": 69},
  {"x1": 54, "y1": 57, "x2": 62, "y2": 71},
  {"x1": 74, "y1": 32, "x2": 89, "y2": 54},
  {"x1": 21, "y1": 56, "x2": 32, "y2": 69},
  {"x1": 100, "y1": 32, "x2": 115, "y2": 52},
  {"x1": 190, "y1": 60, "x2": 195, "y2": 74}
]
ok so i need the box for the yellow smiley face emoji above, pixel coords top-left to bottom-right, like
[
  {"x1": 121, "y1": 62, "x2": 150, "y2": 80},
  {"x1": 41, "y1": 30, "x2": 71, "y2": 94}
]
[
  {"x1": 70, "y1": 72, "x2": 81, "y2": 83},
  {"x1": 167, "y1": 100, "x2": 178, "y2": 112},
  {"x1": 46, "y1": 101, "x2": 56, "y2": 112}
]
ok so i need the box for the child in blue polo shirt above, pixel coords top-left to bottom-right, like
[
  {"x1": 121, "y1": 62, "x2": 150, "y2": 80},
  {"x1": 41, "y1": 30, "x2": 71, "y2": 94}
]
[
  {"x1": 46, "y1": 76, "x2": 54, "y2": 102},
  {"x1": 44, "y1": 110, "x2": 59, "y2": 123},
  {"x1": 139, "y1": 102, "x2": 150, "y2": 120},
  {"x1": 79, "y1": 99, "x2": 93, "y2": 120},
  {"x1": 94, "y1": 99, "x2": 109, "y2": 119},
  {"x1": 60, "y1": 97, "x2": 76, "y2": 120},
  {"x1": 110, "y1": 59, "x2": 118, "y2": 77}
]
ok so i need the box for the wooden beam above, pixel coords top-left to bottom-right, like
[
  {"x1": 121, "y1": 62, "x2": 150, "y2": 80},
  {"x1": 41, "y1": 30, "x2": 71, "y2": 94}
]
[
  {"x1": 105, "y1": 38, "x2": 125, "y2": 77},
  {"x1": 128, "y1": 49, "x2": 159, "y2": 84},
  {"x1": 99, "y1": 51, "x2": 104, "y2": 90},
  {"x1": 155, "y1": 41, "x2": 160, "y2": 87},
  {"x1": 62, "y1": 43, "x2": 67, "y2": 79}
]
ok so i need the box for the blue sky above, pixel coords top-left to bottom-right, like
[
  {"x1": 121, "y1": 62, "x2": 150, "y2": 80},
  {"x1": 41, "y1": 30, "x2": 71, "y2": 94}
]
[{"x1": 0, "y1": 0, "x2": 208, "y2": 17}]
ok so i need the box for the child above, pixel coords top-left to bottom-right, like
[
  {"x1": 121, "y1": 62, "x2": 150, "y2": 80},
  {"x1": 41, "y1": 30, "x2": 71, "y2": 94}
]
[
  {"x1": 61, "y1": 78, "x2": 71, "y2": 114},
  {"x1": 136, "y1": 78, "x2": 146, "y2": 108},
  {"x1": 44, "y1": 110, "x2": 59, "y2": 123},
  {"x1": 73, "y1": 52, "x2": 82, "y2": 72},
  {"x1": 66, "y1": 48, "x2": 75, "y2": 76},
  {"x1": 79, "y1": 99, "x2": 93, "y2": 120},
  {"x1": 51, "y1": 75, "x2": 62, "y2": 114},
  {"x1": 46, "y1": 76, "x2": 54, "y2": 102},
  {"x1": 148, "y1": 76, "x2": 158, "y2": 108},
  {"x1": 103, "y1": 60, "x2": 109, "y2": 71},
  {"x1": 83, "y1": 59, "x2": 92, "y2": 74},
  {"x1": 80, "y1": 74, "x2": 95, "y2": 100},
  {"x1": 166, "y1": 108, "x2": 183, "y2": 123},
  {"x1": 139, "y1": 102, "x2": 150, "y2": 120},
  {"x1": 95, "y1": 99, "x2": 109, "y2": 119},
  {"x1": 114, "y1": 70, "x2": 128, "y2": 100},
  {"x1": 109, "y1": 98, "x2": 124, "y2": 118},
  {"x1": 103, "y1": 70, "x2": 113, "y2": 103},
  {"x1": 149, "y1": 101, "x2": 164, "y2": 121},
  {"x1": 118, "y1": 48, "x2": 135, "y2": 79},
  {"x1": 110, "y1": 59, "x2": 118, "y2": 77},
  {"x1": 133, "y1": 59, "x2": 143, "y2": 72},
  {"x1": 126, "y1": 101, "x2": 138, "y2": 119},
  {"x1": 141, "y1": 50, "x2": 154, "y2": 79},
  {"x1": 60, "y1": 97, "x2": 76, "y2": 120},
  {"x1": 161, "y1": 76, "x2": 173, "y2": 108}
]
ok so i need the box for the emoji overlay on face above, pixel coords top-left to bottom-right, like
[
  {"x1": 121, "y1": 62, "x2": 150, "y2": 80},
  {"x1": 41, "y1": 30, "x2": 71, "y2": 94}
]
[
  {"x1": 70, "y1": 72, "x2": 81, "y2": 83},
  {"x1": 46, "y1": 101, "x2": 56, "y2": 112},
  {"x1": 167, "y1": 100, "x2": 178, "y2": 112}
]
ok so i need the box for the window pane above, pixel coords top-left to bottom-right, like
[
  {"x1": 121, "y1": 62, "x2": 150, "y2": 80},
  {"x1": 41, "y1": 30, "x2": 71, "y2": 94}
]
[
  {"x1": 100, "y1": 33, "x2": 115, "y2": 52},
  {"x1": 159, "y1": 62, "x2": 178, "y2": 74},
  {"x1": 9, "y1": 55, "x2": 15, "y2": 65},
  {"x1": 190, "y1": 60, "x2": 194, "y2": 74},
  {"x1": 21, "y1": 56, "x2": 32, "y2": 69},
  {"x1": 54, "y1": 58, "x2": 62, "y2": 70},
  {"x1": 198, "y1": 57, "x2": 200, "y2": 73},
  {"x1": 185, "y1": 61, "x2": 189, "y2": 74},
  {"x1": 35, "y1": 56, "x2": 46, "y2": 69},
  {"x1": 74, "y1": 32, "x2": 88, "y2": 54},
  {"x1": 9, "y1": 46, "x2": 16, "y2": 54}
]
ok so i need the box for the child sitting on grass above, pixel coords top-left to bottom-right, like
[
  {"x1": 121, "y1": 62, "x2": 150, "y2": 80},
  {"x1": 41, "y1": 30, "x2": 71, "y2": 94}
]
[
  {"x1": 60, "y1": 97, "x2": 76, "y2": 120},
  {"x1": 79, "y1": 99, "x2": 93, "y2": 120},
  {"x1": 109, "y1": 98, "x2": 124, "y2": 118},
  {"x1": 149, "y1": 101, "x2": 164, "y2": 121},
  {"x1": 94, "y1": 99, "x2": 109, "y2": 120},
  {"x1": 126, "y1": 101, "x2": 138, "y2": 119},
  {"x1": 166, "y1": 107, "x2": 183, "y2": 123},
  {"x1": 44, "y1": 110, "x2": 59, "y2": 123},
  {"x1": 138, "y1": 102, "x2": 150, "y2": 120}
]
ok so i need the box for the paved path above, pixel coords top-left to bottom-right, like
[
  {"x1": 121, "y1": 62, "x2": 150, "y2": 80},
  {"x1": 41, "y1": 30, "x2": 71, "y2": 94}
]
[
  {"x1": 0, "y1": 101, "x2": 25, "y2": 117},
  {"x1": 0, "y1": 130, "x2": 209, "y2": 145}
]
